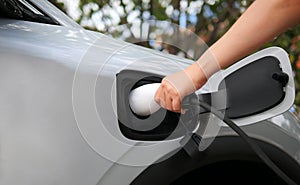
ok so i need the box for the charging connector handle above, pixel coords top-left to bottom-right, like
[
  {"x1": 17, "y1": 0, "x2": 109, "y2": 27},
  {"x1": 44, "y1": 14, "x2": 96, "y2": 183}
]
[{"x1": 129, "y1": 83, "x2": 161, "y2": 116}]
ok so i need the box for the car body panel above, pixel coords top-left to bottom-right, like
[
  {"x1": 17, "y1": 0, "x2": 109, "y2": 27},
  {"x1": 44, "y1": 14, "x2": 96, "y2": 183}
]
[
  {"x1": 0, "y1": 1, "x2": 300, "y2": 184},
  {"x1": 0, "y1": 18, "x2": 191, "y2": 185}
]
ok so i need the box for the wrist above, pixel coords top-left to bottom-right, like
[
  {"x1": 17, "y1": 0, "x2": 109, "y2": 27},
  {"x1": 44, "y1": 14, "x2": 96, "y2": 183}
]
[
  {"x1": 195, "y1": 49, "x2": 221, "y2": 79},
  {"x1": 184, "y1": 63, "x2": 208, "y2": 90},
  {"x1": 184, "y1": 50, "x2": 221, "y2": 90}
]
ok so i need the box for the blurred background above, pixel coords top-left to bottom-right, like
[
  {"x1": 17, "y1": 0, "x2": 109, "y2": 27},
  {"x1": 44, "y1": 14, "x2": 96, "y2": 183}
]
[{"x1": 49, "y1": 0, "x2": 300, "y2": 107}]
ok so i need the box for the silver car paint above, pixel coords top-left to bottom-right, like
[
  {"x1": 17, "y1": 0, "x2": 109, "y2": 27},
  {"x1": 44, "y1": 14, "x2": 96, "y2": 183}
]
[
  {"x1": 0, "y1": 17, "x2": 192, "y2": 184},
  {"x1": 0, "y1": 1, "x2": 300, "y2": 185}
]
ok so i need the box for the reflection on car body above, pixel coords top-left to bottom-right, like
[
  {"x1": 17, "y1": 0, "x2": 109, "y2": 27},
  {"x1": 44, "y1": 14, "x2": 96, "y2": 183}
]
[{"x1": 0, "y1": 0, "x2": 300, "y2": 185}]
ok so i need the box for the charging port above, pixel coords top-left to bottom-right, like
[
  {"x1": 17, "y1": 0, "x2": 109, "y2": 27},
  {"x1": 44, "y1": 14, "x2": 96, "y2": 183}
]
[{"x1": 116, "y1": 70, "x2": 197, "y2": 141}]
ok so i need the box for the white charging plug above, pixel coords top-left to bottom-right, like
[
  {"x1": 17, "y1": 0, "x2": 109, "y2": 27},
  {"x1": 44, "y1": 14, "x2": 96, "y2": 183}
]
[{"x1": 129, "y1": 83, "x2": 161, "y2": 116}]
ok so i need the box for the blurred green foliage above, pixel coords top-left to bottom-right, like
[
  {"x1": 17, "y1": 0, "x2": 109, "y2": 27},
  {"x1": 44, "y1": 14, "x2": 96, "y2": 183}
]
[{"x1": 51, "y1": 0, "x2": 300, "y2": 105}]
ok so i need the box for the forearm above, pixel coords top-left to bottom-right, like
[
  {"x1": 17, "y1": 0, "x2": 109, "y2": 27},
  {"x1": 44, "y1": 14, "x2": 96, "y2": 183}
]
[
  {"x1": 211, "y1": 0, "x2": 300, "y2": 69},
  {"x1": 189, "y1": 0, "x2": 300, "y2": 88},
  {"x1": 155, "y1": 0, "x2": 300, "y2": 113}
]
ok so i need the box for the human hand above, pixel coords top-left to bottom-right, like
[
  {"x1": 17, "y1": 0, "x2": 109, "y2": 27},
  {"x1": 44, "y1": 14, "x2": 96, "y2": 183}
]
[{"x1": 154, "y1": 63, "x2": 208, "y2": 113}]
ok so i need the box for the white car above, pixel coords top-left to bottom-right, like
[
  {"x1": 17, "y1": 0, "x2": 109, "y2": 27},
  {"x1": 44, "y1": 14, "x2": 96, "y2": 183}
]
[{"x1": 0, "y1": 0, "x2": 300, "y2": 185}]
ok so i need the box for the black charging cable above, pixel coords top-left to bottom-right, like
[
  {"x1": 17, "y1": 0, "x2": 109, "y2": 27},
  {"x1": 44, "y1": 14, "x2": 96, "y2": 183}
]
[{"x1": 195, "y1": 100, "x2": 297, "y2": 185}]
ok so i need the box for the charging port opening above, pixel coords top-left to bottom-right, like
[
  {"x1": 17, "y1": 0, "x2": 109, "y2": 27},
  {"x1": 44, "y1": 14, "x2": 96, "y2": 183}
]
[{"x1": 116, "y1": 70, "x2": 197, "y2": 141}]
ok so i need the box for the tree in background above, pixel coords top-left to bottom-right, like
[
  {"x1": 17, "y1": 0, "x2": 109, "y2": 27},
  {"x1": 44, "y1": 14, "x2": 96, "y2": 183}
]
[{"x1": 51, "y1": 0, "x2": 300, "y2": 105}]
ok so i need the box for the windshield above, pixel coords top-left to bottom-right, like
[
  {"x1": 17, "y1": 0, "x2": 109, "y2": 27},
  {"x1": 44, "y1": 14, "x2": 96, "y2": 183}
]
[{"x1": 0, "y1": 0, "x2": 59, "y2": 25}]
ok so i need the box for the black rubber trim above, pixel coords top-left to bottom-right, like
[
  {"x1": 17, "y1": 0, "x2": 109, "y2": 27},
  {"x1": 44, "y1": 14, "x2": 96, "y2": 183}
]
[
  {"x1": 130, "y1": 136, "x2": 300, "y2": 185},
  {"x1": 0, "y1": 0, "x2": 60, "y2": 25}
]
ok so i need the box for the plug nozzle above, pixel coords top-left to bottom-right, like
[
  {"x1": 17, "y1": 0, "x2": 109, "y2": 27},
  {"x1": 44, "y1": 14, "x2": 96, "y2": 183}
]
[{"x1": 129, "y1": 83, "x2": 161, "y2": 116}]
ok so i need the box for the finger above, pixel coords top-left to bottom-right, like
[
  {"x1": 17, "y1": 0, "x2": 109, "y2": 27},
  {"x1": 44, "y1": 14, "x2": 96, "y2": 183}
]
[
  {"x1": 165, "y1": 90, "x2": 173, "y2": 111},
  {"x1": 154, "y1": 85, "x2": 163, "y2": 104},
  {"x1": 159, "y1": 88, "x2": 166, "y2": 109},
  {"x1": 181, "y1": 108, "x2": 187, "y2": 114},
  {"x1": 172, "y1": 96, "x2": 181, "y2": 113}
]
